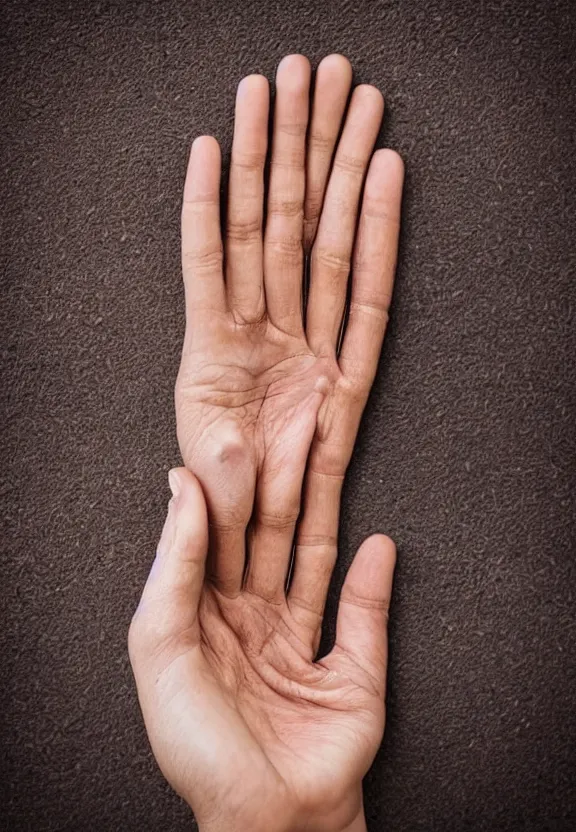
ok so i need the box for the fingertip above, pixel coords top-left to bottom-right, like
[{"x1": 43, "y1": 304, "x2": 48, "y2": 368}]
[
  {"x1": 191, "y1": 134, "x2": 217, "y2": 149},
  {"x1": 167, "y1": 467, "x2": 206, "y2": 518},
  {"x1": 183, "y1": 137, "x2": 222, "y2": 207},
  {"x1": 160, "y1": 468, "x2": 209, "y2": 573},
  {"x1": 353, "y1": 83, "x2": 385, "y2": 113},
  {"x1": 130, "y1": 467, "x2": 208, "y2": 660},
  {"x1": 362, "y1": 533, "x2": 397, "y2": 566},
  {"x1": 278, "y1": 52, "x2": 310, "y2": 68},
  {"x1": 365, "y1": 149, "x2": 405, "y2": 204},
  {"x1": 191, "y1": 134, "x2": 221, "y2": 161},
  {"x1": 168, "y1": 467, "x2": 182, "y2": 500},
  {"x1": 276, "y1": 53, "x2": 311, "y2": 85},
  {"x1": 316, "y1": 53, "x2": 353, "y2": 85},
  {"x1": 237, "y1": 73, "x2": 269, "y2": 98},
  {"x1": 334, "y1": 531, "x2": 396, "y2": 686},
  {"x1": 168, "y1": 465, "x2": 189, "y2": 482},
  {"x1": 351, "y1": 533, "x2": 396, "y2": 596},
  {"x1": 372, "y1": 147, "x2": 405, "y2": 177}
]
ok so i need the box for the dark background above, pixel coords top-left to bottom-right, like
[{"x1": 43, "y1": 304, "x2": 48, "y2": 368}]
[{"x1": 2, "y1": 0, "x2": 575, "y2": 829}]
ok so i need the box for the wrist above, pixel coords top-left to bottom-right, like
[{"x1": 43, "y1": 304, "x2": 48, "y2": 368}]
[
  {"x1": 339, "y1": 806, "x2": 367, "y2": 832},
  {"x1": 198, "y1": 792, "x2": 367, "y2": 832},
  {"x1": 200, "y1": 815, "x2": 367, "y2": 832},
  {"x1": 292, "y1": 797, "x2": 367, "y2": 832}
]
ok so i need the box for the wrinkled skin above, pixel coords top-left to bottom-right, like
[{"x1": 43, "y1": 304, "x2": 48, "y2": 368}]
[
  {"x1": 177, "y1": 315, "x2": 331, "y2": 574},
  {"x1": 130, "y1": 54, "x2": 404, "y2": 832},
  {"x1": 130, "y1": 468, "x2": 395, "y2": 832}
]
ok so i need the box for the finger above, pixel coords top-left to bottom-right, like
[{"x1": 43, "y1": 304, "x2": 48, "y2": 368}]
[
  {"x1": 197, "y1": 431, "x2": 255, "y2": 598},
  {"x1": 304, "y1": 54, "x2": 353, "y2": 252},
  {"x1": 181, "y1": 136, "x2": 226, "y2": 321},
  {"x1": 325, "y1": 534, "x2": 396, "y2": 698},
  {"x1": 128, "y1": 468, "x2": 208, "y2": 665},
  {"x1": 264, "y1": 54, "x2": 311, "y2": 335},
  {"x1": 226, "y1": 75, "x2": 269, "y2": 323},
  {"x1": 306, "y1": 85, "x2": 384, "y2": 356},
  {"x1": 338, "y1": 149, "x2": 404, "y2": 385},
  {"x1": 243, "y1": 378, "x2": 328, "y2": 602},
  {"x1": 289, "y1": 150, "x2": 403, "y2": 629},
  {"x1": 287, "y1": 382, "x2": 359, "y2": 632},
  {"x1": 287, "y1": 469, "x2": 342, "y2": 639},
  {"x1": 180, "y1": 415, "x2": 257, "y2": 597}
]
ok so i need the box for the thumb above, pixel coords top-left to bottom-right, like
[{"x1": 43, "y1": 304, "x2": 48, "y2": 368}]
[
  {"x1": 129, "y1": 467, "x2": 208, "y2": 664},
  {"x1": 331, "y1": 534, "x2": 396, "y2": 696}
]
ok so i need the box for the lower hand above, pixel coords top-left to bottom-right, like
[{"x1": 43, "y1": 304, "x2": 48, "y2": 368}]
[{"x1": 129, "y1": 467, "x2": 396, "y2": 832}]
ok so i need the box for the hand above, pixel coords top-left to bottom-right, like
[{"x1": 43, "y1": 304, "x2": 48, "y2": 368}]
[
  {"x1": 129, "y1": 466, "x2": 396, "y2": 832},
  {"x1": 130, "y1": 53, "x2": 404, "y2": 831},
  {"x1": 175, "y1": 54, "x2": 403, "y2": 621}
]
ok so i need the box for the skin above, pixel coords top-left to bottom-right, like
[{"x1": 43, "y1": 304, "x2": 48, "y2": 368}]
[{"x1": 129, "y1": 54, "x2": 404, "y2": 832}]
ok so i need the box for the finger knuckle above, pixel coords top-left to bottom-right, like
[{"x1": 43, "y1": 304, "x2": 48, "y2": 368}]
[
  {"x1": 182, "y1": 195, "x2": 219, "y2": 209},
  {"x1": 226, "y1": 216, "x2": 262, "y2": 244},
  {"x1": 361, "y1": 198, "x2": 401, "y2": 226},
  {"x1": 270, "y1": 148, "x2": 306, "y2": 169},
  {"x1": 296, "y1": 533, "x2": 338, "y2": 549},
  {"x1": 210, "y1": 428, "x2": 251, "y2": 466},
  {"x1": 265, "y1": 235, "x2": 303, "y2": 266},
  {"x1": 308, "y1": 438, "x2": 349, "y2": 477},
  {"x1": 128, "y1": 603, "x2": 180, "y2": 661},
  {"x1": 337, "y1": 363, "x2": 372, "y2": 396},
  {"x1": 275, "y1": 121, "x2": 307, "y2": 139},
  {"x1": 340, "y1": 585, "x2": 391, "y2": 615},
  {"x1": 312, "y1": 245, "x2": 351, "y2": 279},
  {"x1": 257, "y1": 508, "x2": 299, "y2": 532},
  {"x1": 348, "y1": 297, "x2": 390, "y2": 322},
  {"x1": 182, "y1": 245, "x2": 223, "y2": 275},
  {"x1": 304, "y1": 194, "x2": 324, "y2": 224},
  {"x1": 334, "y1": 153, "x2": 366, "y2": 177},
  {"x1": 267, "y1": 199, "x2": 304, "y2": 219},
  {"x1": 231, "y1": 149, "x2": 266, "y2": 172},
  {"x1": 308, "y1": 130, "x2": 333, "y2": 155}
]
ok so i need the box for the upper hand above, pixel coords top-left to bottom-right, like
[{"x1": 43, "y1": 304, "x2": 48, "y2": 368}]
[{"x1": 175, "y1": 54, "x2": 403, "y2": 619}]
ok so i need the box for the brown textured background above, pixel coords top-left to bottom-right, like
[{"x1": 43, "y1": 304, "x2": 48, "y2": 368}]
[{"x1": 2, "y1": 0, "x2": 576, "y2": 830}]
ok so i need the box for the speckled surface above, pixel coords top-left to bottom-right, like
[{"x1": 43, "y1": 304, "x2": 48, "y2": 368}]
[{"x1": 2, "y1": 0, "x2": 575, "y2": 829}]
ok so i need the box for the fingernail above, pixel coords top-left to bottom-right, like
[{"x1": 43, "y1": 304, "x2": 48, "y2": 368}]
[
  {"x1": 157, "y1": 496, "x2": 177, "y2": 558},
  {"x1": 156, "y1": 470, "x2": 180, "y2": 558},
  {"x1": 168, "y1": 469, "x2": 181, "y2": 500}
]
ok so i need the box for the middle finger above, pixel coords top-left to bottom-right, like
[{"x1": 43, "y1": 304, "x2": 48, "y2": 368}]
[
  {"x1": 263, "y1": 54, "x2": 311, "y2": 336},
  {"x1": 306, "y1": 85, "x2": 384, "y2": 356}
]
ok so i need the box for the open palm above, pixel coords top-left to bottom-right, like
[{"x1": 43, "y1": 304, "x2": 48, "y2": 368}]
[
  {"x1": 175, "y1": 54, "x2": 403, "y2": 612},
  {"x1": 130, "y1": 467, "x2": 396, "y2": 832}
]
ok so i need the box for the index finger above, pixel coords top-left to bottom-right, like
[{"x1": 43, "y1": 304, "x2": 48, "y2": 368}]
[{"x1": 181, "y1": 135, "x2": 227, "y2": 319}]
